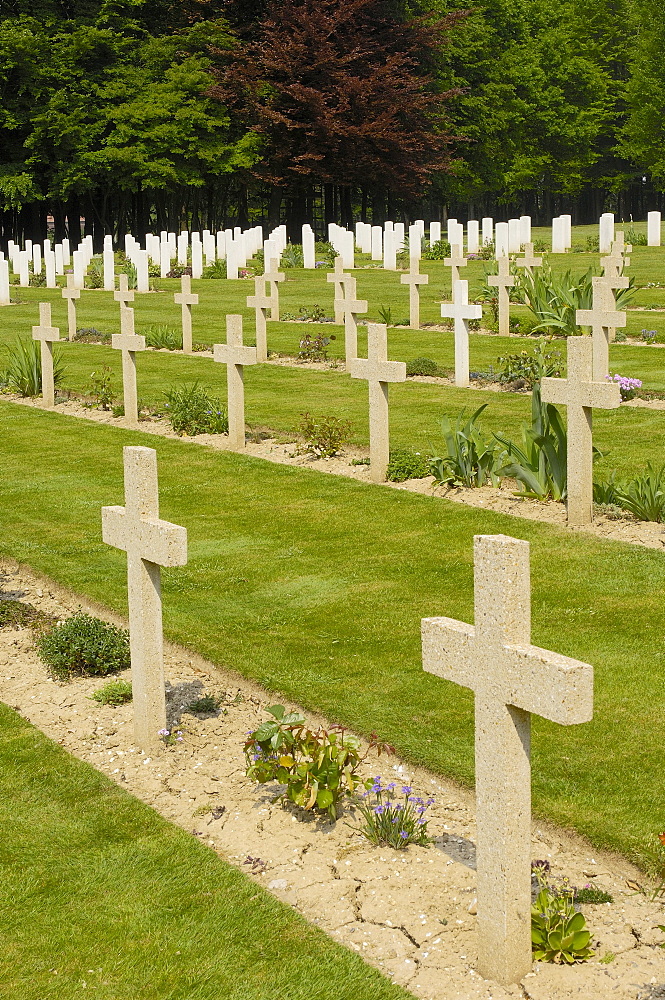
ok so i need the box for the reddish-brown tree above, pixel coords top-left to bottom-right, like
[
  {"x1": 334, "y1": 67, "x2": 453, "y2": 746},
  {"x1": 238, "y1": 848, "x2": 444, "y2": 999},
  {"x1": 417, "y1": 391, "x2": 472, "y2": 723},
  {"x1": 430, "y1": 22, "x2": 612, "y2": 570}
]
[{"x1": 211, "y1": 0, "x2": 462, "y2": 229}]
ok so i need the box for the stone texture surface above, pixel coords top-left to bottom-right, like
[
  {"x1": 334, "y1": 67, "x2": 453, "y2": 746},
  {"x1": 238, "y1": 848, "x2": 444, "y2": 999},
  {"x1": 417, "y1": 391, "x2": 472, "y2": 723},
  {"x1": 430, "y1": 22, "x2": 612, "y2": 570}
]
[
  {"x1": 350, "y1": 322, "x2": 406, "y2": 483},
  {"x1": 246, "y1": 276, "x2": 272, "y2": 362},
  {"x1": 422, "y1": 535, "x2": 594, "y2": 986},
  {"x1": 337, "y1": 274, "x2": 367, "y2": 371},
  {"x1": 515, "y1": 244, "x2": 542, "y2": 274},
  {"x1": 264, "y1": 257, "x2": 285, "y2": 321},
  {"x1": 101, "y1": 446, "x2": 187, "y2": 748},
  {"x1": 401, "y1": 256, "x2": 429, "y2": 330},
  {"x1": 213, "y1": 314, "x2": 258, "y2": 450},
  {"x1": 487, "y1": 258, "x2": 515, "y2": 337},
  {"x1": 111, "y1": 300, "x2": 145, "y2": 428},
  {"x1": 61, "y1": 274, "x2": 80, "y2": 341},
  {"x1": 440, "y1": 280, "x2": 483, "y2": 387},
  {"x1": 31, "y1": 301, "x2": 60, "y2": 408},
  {"x1": 174, "y1": 274, "x2": 198, "y2": 354},
  {"x1": 576, "y1": 276, "x2": 626, "y2": 380}
]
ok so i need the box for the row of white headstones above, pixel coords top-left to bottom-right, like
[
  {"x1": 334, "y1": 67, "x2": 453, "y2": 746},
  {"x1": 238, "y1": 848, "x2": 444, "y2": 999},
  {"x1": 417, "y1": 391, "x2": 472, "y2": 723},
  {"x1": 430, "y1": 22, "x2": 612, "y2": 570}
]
[
  {"x1": 32, "y1": 234, "x2": 631, "y2": 526},
  {"x1": 104, "y1": 442, "x2": 595, "y2": 987}
]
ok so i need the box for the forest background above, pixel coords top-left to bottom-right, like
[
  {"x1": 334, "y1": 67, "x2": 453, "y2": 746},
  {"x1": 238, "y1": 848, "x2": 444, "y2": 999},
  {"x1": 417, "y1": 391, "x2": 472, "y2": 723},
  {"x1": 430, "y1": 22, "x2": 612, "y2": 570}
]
[{"x1": 0, "y1": 0, "x2": 663, "y2": 247}]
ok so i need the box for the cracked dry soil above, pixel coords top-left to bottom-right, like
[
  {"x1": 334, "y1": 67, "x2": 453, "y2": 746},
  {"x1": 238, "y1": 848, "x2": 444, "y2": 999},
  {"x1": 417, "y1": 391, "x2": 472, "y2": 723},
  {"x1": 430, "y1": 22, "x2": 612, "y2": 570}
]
[{"x1": 2, "y1": 562, "x2": 665, "y2": 1000}]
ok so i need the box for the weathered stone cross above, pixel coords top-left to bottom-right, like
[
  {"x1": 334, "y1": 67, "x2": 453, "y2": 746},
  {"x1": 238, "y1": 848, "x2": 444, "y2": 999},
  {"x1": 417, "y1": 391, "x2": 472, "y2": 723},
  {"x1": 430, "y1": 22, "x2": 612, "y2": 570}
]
[
  {"x1": 213, "y1": 315, "x2": 258, "y2": 450},
  {"x1": 400, "y1": 255, "x2": 429, "y2": 329},
  {"x1": 174, "y1": 274, "x2": 198, "y2": 355},
  {"x1": 444, "y1": 242, "x2": 468, "y2": 285},
  {"x1": 515, "y1": 242, "x2": 542, "y2": 274},
  {"x1": 264, "y1": 257, "x2": 285, "y2": 321},
  {"x1": 338, "y1": 275, "x2": 367, "y2": 372},
  {"x1": 576, "y1": 276, "x2": 625, "y2": 379},
  {"x1": 114, "y1": 273, "x2": 135, "y2": 311},
  {"x1": 102, "y1": 446, "x2": 187, "y2": 748},
  {"x1": 541, "y1": 336, "x2": 620, "y2": 525},
  {"x1": 487, "y1": 257, "x2": 515, "y2": 337},
  {"x1": 350, "y1": 322, "x2": 406, "y2": 483},
  {"x1": 440, "y1": 280, "x2": 483, "y2": 387},
  {"x1": 32, "y1": 302, "x2": 61, "y2": 408},
  {"x1": 62, "y1": 273, "x2": 80, "y2": 341},
  {"x1": 598, "y1": 257, "x2": 629, "y2": 344},
  {"x1": 246, "y1": 275, "x2": 272, "y2": 362},
  {"x1": 111, "y1": 294, "x2": 146, "y2": 427},
  {"x1": 422, "y1": 532, "x2": 594, "y2": 986},
  {"x1": 327, "y1": 255, "x2": 352, "y2": 324}
]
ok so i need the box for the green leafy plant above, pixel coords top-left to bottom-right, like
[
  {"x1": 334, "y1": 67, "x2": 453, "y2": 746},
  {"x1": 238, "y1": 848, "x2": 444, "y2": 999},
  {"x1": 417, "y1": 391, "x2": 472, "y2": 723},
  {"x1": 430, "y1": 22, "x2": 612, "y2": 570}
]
[
  {"x1": 91, "y1": 678, "x2": 132, "y2": 705},
  {"x1": 166, "y1": 265, "x2": 191, "y2": 278},
  {"x1": 0, "y1": 598, "x2": 48, "y2": 629},
  {"x1": 574, "y1": 885, "x2": 614, "y2": 905},
  {"x1": 297, "y1": 332, "x2": 335, "y2": 361},
  {"x1": 159, "y1": 726, "x2": 184, "y2": 745},
  {"x1": 586, "y1": 235, "x2": 600, "y2": 253},
  {"x1": 421, "y1": 238, "x2": 451, "y2": 261},
  {"x1": 516, "y1": 262, "x2": 635, "y2": 336},
  {"x1": 495, "y1": 385, "x2": 568, "y2": 500},
  {"x1": 29, "y1": 270, "x2": 47, "y2": 287},
  {"x1": 386, "y1": 449, "x2": 431, "y2": 482},
  {"x1": 75, "y1": 328, "x2": 111, "y2": 344},
  {"x1": 496, "y1": 340, "x2": 564, "y2": 389},
  {"x1": 244, "y1": 705, "x2": 392, "y2": 820},
  {"x1": 377, "y1": 305, "x2": 393, "y2": 325},
  {"x1": 281, "y1": 244, "x2": 304, "y2": 268},
  {"x1": 187, "y1": 693, "x2": 222, "y2": 714},
  {"x1": 163, "y1": 383, "x2": 228, "y2": 436},
  {"x1": 357, "y1": 776, "x2": 433, "y2": 848},
  {"x1": 625, "y1": 226, "x2": 648, "y2": 246},
  {"x1": 145, "y1": 325, "x2": 182, "y2": 350},
  {"x1": 37, "y1": 613, "x2": 131, "y2": 681},
  {"x1": 531, "y1": 865, "x2": 594, "y2": 964},
  {"x1": 202, "y1": 259, "x2": 227, "y2": 279},
  {"x1": 2, "y1": 337, "x2": 66, "y2": 397},
  {"x1": 314, "y1": 241, "x2": 338, "y2": 268},
  {"x1": 298, "y1": 412, "x2": 351, "y2": 458},
  {"x1": 85, "y1": 366, "x2": 116, "y2": 410},
  {"x1": 85, "y1": 260, "x2": 104, "y2": 288},
  {"x1": 613, "y1": 463, "x2": 665, "y2": 522},
  {"x1": 406, "y1": 356, "x2": 440, "y2": 377},
  {"x1": 430, "y1": 404, "x2": 505, "y2": 487},
  {"x1": 593, "y1": 472, "x2": 622, "y2": 506}
]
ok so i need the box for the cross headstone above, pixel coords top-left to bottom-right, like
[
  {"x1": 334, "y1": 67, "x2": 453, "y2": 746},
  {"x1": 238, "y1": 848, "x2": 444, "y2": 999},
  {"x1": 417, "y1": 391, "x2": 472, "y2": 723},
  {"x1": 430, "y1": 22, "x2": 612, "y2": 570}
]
[
  {"x1": 422, "y1": 532, "x2": 594, "y2": 986},
  {"x1": 174, "y1": 274, "x2": 198, "y2": 354},
  {"x1": 246, "y1": 276, "x2": 273, "y2": 362},
  {"x1": 338, "y1": 275, "x2": 367, "y2": 371},
  {"x1": 111, "y1": 298, "x2": 145, "y2": 427},
  {"x1": 440, "y1": 280, "x2": 483, "y2": 387},
  {"x1": 487, "y1": 257, "x2": 515, "y2": 337},
  {"x1": 102, "y1": 446, "x2": 187, "y2": 748},
  {"x1": 599, "y1": 257, "x2": 629, "y2": 343},
  {"x1": 350, "y1": 323, "x2": 406, "y2": 483},
  {"x1": 327, "y1": 255, "x2": 352, "y2": 324},
  {"x1": 541, "y1": 336, "x2": 620, "y2": 525},
  {"x1": 213, "y1": 315, "x2": 258, "y2": 450},
  {"x1": 444, "y1": 243, "x2": 467, "y2": 285},
  {"x1": 264, "y1": 257, "x2": 285, "y2": 320},
  {"x1": 32, "y1": 302, "x2": 61, "y2": 408},
  {"x1": 114, "y1": 273, "x2": 135, "y2": 311},
  {"x1": 62, "y1": 274, "x2": 80, "y2": 341},
  {"x1": 576, "y1": 277, "x2": 625, "y2": 380},
  {"x1": 515, "y1": 243, "x2": 542, "y2": 275},
  {"x1": 400, "y1": 256, "x2": 429, "y2": 330}
]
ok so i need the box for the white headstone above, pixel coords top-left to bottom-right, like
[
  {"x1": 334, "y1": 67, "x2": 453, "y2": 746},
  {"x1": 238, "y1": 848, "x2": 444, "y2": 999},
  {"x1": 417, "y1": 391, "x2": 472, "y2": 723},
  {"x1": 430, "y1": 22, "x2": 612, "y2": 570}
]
[
  {"x1": 494, "y1": 222, "x2": 509, "y2": 258},
  {"x1": 519, "y1": 216, "x2": 531, "y2": 246},
  {"x1": 508, "y1": 218, "x2": 521, "y2": 253},
  {"x1": 191, "y1": 238, "x2": 204, "y2": 279},
  {"x1": 599, "y1": 213, "x2": 615, "y2": 254},
  {"x1": 440, "y1": 279, "x2": 482, "y2": 386},
  {"x1": 103, "y1": 248, "x2": 115, "y2": 291},
  {"x1": 44, "y1": 248, "x2": 57, "y2": 289},
  {"x1": 467, "y1": 221, "x2": 480, "y2": 255},
  {"x1": 481, "y1": 217, "x2": 494, "y2": 246},
  {"x1": 0, "y1": 258, "x2": 10, "y2": 305},
  {"x1": 371, "y1": 226, "x2": 383, "y2": 260},
  {"x1": 430, "y1": 221, "x2": 442, "y2": 245},
  {"x1": 302, "y1": 225, "x2": 316, "y2": 268},
  {"x1": 648, "y1": 212, "x2": 661, "y2": 247}
]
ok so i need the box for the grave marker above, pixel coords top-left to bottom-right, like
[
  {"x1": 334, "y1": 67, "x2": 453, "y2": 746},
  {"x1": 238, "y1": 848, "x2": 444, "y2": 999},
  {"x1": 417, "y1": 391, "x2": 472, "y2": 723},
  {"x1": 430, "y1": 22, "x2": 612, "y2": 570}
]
[
  {"x1": 32, "y1": 302, "x2": 61, "y2": 408},
  {"x1": 264, "y1": 257, "x2": 285, "y2": 321},
  {"x1": 422, "y1": 533, "x2": 594, "y2": 985},
  {"x1": 102, "y1": 446, "x2": 187, "y2": 748},
  {"x1": 515, "y1": 243, "x2": 542, "y2": 275},
  {"x1": 487, "y1": 257, "x2": 515, "y2": 337},
  {"x1": 338, "y1": 275, "x2": 367, "y2": 371},
  {"x1": 246, "y1": 276, "x2": 273, "y2": 362},
  {"x1": 440, "y1": 280, "x2": 483, "y2": 387},
  {"x1": 62, "y1": 274, "x2": 80, "y2": 341},
  {"x1": 444, "y1": 243, "x2": 468, "y2": 285},
  {"x1": 213, "y1": 315, "x2": 257, "y2": 450},
  {"x1": 111, "y1": 290, "x2": 145, "y2": 427},
  {"x1": 350, "y1": 323, "x2": 406, "y2": 483},
  {"x1": 174, "y1": 274, "x2": 199, "y2": 354},
  {"x1": 400, "y1": 256, "x2": 429, "y2": 330},
  {"x1": 576, "y1": 277, "x2": 625, "y2": 380},
  {"x1": 327, "y1": 256, "x2": 351, "y2": 324},
  {"x1": 541, "y1": 337, "x2": 620, "y2": 525}
]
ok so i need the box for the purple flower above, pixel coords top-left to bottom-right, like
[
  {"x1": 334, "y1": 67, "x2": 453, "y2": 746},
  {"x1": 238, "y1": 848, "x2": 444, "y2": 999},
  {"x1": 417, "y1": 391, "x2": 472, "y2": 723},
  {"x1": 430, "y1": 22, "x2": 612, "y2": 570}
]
[
  {"x1": 402, "y1": 785, "x2": 412, "y2": 795},
  {"x1": 373, "y1": 805, "x2": 384, "y2": 815},
  {"x1": 386, "y1": 782, "x2": 396, "y2": 793},
  {"x1": 158, "y1": 728, "x2": 169, "y2": 736},
  {"x1": 399, "y1": 830, "x2": 409, "y2": 839},
  {"x1": 416, "y1": 817, "x2": 427, "y2": 825}
]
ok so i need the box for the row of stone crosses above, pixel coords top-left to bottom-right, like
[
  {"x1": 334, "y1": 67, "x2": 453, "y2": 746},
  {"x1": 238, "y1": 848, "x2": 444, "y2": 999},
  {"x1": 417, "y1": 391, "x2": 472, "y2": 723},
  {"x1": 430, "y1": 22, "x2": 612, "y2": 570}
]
[
  {"x1": 31, "y1": 229, "x2": 632, "y2": 527},
  {"x1": 104, "y1": 440, "x2": 595, "y2": 988}
]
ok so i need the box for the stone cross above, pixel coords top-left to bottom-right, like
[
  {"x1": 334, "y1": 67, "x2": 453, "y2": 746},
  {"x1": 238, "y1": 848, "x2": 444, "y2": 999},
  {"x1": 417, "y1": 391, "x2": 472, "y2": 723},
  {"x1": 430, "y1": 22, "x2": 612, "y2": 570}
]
[
  {"x1": 598, "y1": 258, "x2": 629, "y2": 343},
  {"x1": 327, "y1": 255, "x2": 352, "y2": 324},
  {"x1": 422, "y1": 532, "x2": 594, "y2": 986},
  {"x1": 350, "y1": 322, "x2": 406, "y2": 483},
  {"x1": 515, "y1": 243, "x2": 542, "y2": 274},
  {"x1": 541, "y1": 336, "x2": 621, "y2": 525},
  {"x1": 576, "y1": 277, "x2": 625, "y2": 380},
  {"x1": 444, "y1": 243, "x2": 468, "y2": 285},
  {"x1": 264, "y1": 257, "x2": 285, "y2": 320},
  {"x1": 111, "y1": 299, "x2": 145, "y2": 427},
  {"x1": 487, "y1": 257, "x2": 515, "y2": 337},
  {"x1": 440, "y1": 280, "x2": 483, "y2": 387},
  {"x1": 62, "y1": 274, "x2": 80, "y2": 341},
  {"x1": 32, "y1": 302, "x2": 61, "y2": 408},
  {"x1": 114, "y1": 273, "x2": 135, "y2": 311},
  {"x1": 400, "y1": 256, "x2": 429, "y2": 330},
  {"x1": 213, "y1": 315, "x2": 258, "y2": 450},
  {"x1": 102, "y1": 446, "x2": 187, "y2": 749},
  {"x1": 338, "y1": 275, "x2": 368, "y2": 372},
  {"x1": 246, "y1": 275, "x2": 273, "y2": 362},
  {"x1": 174, "y1": 274, "x2": 198, "y2": 354}
]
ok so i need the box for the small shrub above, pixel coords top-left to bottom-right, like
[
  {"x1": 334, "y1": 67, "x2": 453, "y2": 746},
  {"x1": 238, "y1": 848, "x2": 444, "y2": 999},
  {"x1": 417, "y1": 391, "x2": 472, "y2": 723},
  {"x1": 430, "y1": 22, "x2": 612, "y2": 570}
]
[
  {"x1": 641, "y1": 328, "x2": 657, "y2": 343},
  {"x1": 406, "y1": 356, "x2": 439, "y2": 377},
  {"x1": 476, "y1": 239, "x2": 496, "y2": 260},
  {"x1": 377, "y1": 305, "x2": 392, "y2": 325},
  {"x1": 145, "y1": 325, "x2": 182, "y2": 351},
  {"x1": 166, "y1": 265, "x2": 191, "y2": 278},
  {"x1": 298, "y1": 412, "x2": 351, "y2": 458},
  {"x1": 357, "y1": 777, "x2": 433, "y2": 849},
  {"x1": 285, "y1": 304, "x2": 330, "y2": 324},
  {"x1": 421, "y1": 238, "x2": 451, "y2": 261},
  {"x1": 29, "y1": 271, "x2": 47, "y2": 287},
  {"x1": 0, "y1": 599, "x2": 45, "y2": 629},
  {"x1": 625, "y1": 226, "x2": 648, "y2": 246},
  {"x1": 574, "y1": 885, "x2": 614, "y2": 905},
  {"x1": 531, "y1": 866, "x2": 594, "y2": 964},
  {"x1": 244, "y1": 704, "x2": 393, "y2": 820},
  {"x1": 386, "y1": 450, "x2": 431, "y2": 482},
  {"x1": 585, "y1": 235, "x2": 600, "y2": 253},
  {"x1": 281, "y1": 244, "x2": 304, "y2": 268},
  {"x1": 430, "y1": 404, "x2": 505, "y2": 487},
  {"x1": 614, "y1": 463, "x2": 665, "y2": 522},
  {"x1": 606, "y1": 373, "x2": 642, "y2": 400},
  {"x1": 314, "y1": 241, "x2": 338, "y2": 268},
  {"x1": 91, "y1": 678, "x2": 132, "y2": 705},
  {"x1": 75, "y1": 328, "x2": 111, "y2": 344},
  {"x1": 202, "y1": 259, "x2": 227, "y2": 279},
  {"x1": 187, "y1": 693, "x2": 221, "y2": 714},
  {"x1": 163, "y1": 383, "x2": 228, "y2": 436},
  {"x1": 297, "y1": 332, "x2": 335, "y2": 361},
  {"x1": 85, "y1": 366, "x2": 115, "y2": 410},
  {"x1": 85, "y1": 261, "x2": 104, "y2": 288},
  {"x1": 495, "y1": 385, "x2": 569, "y2": 500},
  {"x1": 37, "y1": 613, "x2": 131, "y2": 681},
  {"x1": 2, "y1": 338, "x2": 66, "y2": 397},
  {"x1": 496, "y1": 340, "x2": 564, "y2": 389}
]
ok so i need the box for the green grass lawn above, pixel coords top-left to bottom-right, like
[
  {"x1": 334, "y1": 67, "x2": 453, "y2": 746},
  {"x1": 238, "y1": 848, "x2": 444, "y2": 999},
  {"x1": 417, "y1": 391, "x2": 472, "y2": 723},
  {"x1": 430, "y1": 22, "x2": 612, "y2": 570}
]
[
  {"x1": 0, "y1": 702, "x2": 409, "y2": 1000},
  {"x1": 1, "y1": 401, "x2": 664, "y2": 864}
]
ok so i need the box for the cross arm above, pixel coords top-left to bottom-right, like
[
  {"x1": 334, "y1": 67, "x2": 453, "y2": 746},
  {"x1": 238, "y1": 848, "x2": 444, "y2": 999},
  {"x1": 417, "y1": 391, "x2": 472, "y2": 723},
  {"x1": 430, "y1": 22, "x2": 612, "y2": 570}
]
[
  {"x1": 102, "y1": 507, "x2": 188, "y2": 567},
  {"x1": 440, "y1": 304, "x2": 482, "y2": 321},
  {"x1": 346, "y1": 298, "x2": 368, "y2": 313},
  {"x1": 213, "y1": 343, "x2": 258, "y2": 366},
  {"x1": 576, "y1": 308, "x2": 626, "y2": 328},
  {"x1": 541, "y1": 377, "x2": 621, "y2": 410},
  {"x1": 349, "y1": 358, "x2": 407, "y2": 383},
  {"x1": 422, "y1": 616, "x2": 478, "y2": 691},
  {"x1": 498, "y1": 643, "x2": 593, "y2": 725},
  {"x1": 112, "y1": 334, "x2": 145, "y2": 352}
]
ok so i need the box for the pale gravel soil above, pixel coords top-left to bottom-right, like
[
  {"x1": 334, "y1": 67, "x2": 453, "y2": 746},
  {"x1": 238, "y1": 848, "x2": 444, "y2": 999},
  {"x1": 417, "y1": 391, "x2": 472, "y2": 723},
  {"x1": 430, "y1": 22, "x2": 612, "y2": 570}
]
[{"x1": 1, "y1": 562, "x2": 665, "y2": 1000}]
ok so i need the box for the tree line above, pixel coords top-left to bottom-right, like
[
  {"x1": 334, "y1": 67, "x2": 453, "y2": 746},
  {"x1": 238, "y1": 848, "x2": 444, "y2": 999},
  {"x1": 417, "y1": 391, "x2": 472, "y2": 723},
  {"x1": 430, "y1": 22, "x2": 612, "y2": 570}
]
[{"x1": 0, "y1": 0, "x2": 663, "y2": 248}]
